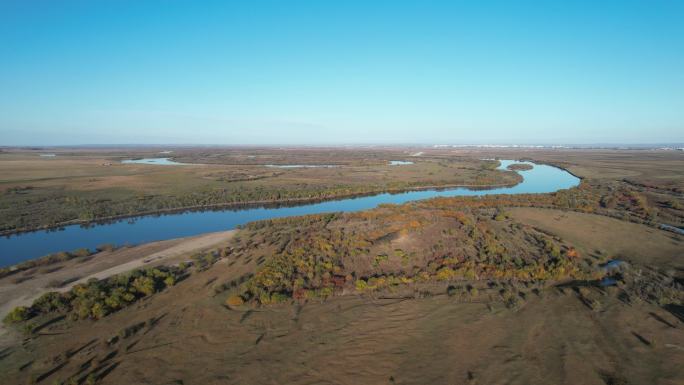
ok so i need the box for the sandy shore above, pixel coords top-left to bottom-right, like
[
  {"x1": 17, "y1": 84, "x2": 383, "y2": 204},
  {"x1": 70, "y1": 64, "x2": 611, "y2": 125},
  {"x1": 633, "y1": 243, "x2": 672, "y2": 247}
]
[{"x1": 0, "y1": 230, "x2": 235, "y2": 332}]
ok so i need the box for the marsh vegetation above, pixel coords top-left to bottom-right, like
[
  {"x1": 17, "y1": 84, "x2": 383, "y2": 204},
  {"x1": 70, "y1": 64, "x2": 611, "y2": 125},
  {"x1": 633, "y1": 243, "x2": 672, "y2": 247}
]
[{"x1": 0, "y1": 148, "x2": 519, "y2": 233}]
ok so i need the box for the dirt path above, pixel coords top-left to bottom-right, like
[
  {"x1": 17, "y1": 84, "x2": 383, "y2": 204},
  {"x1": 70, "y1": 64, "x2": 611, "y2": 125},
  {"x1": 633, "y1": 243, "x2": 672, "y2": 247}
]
[
  {"x1": 0, "y1": 230, "x2": 235, "y2": 332},
  {"x1": 60, "y1": 230, "x2": 234, "y2": 288}
]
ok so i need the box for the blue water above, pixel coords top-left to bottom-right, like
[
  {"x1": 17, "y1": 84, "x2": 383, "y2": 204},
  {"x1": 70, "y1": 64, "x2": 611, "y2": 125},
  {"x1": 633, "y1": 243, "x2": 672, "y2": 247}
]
[
  {"x1": 389, "y1": 160, "x2": 414, "y2": 165},
  {"x1": 600, "y1": 259, "x2": 627, "y2": 271},
  {"x1": 660, "y1": 223, "x2": 684, "y2": 235},
  {"x1": 0, "y1": 160, "x2": 579, "y2": 267},
  {"x1": 121, "y1": 158, "x2": 188, "y2": 165}
]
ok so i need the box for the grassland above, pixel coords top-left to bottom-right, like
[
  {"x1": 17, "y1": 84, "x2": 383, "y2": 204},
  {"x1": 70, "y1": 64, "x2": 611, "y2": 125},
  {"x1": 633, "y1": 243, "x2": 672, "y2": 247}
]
[
  {"x1": 508, "y1": 207, "x2": 683, "y2": 270},
  {"x1": 0, "y1": 147, "x2": 520, "y2": 233},
  {"x1": 0, "y1": 148, "x2": 682, "y2": 385},
  {"x1": 4, "y1": 273, "x2": 682, "y2": 385}
]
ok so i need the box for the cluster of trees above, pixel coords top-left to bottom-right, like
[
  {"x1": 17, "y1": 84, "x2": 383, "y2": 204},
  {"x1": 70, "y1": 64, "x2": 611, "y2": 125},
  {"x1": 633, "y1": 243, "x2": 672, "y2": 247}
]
[
  {"x1": 507, "y1": 163, "x2": 534, "y2": 171},
  {"x1": 228, "y1": 203, "x2": 593, "y2": 305},
  {"x1": 229, "y1": 212, "x2": 396, "y2": 304},
  {"x1": 3, "y1": 266, "x2": 185, "y2": 325},
  {"x1": 354, "y1": 227, "x2": 588, "y2": 291}
]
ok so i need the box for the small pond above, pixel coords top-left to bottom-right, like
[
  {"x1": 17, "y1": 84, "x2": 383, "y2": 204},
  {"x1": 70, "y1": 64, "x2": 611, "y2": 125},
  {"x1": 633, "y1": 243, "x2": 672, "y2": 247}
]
[{"x1": 121, "y1": 158, "x2": 189, "y2": 166}]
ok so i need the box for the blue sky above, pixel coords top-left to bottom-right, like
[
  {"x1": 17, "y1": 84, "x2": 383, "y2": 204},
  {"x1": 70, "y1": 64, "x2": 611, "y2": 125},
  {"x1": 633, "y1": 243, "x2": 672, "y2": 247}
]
[{"x1": 1, "y1": 0, "x2": 682, "y2": 145}]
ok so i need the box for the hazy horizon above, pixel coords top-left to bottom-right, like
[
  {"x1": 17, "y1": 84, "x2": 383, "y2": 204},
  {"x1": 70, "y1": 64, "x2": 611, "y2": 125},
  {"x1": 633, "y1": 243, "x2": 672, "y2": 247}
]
[
  {"x1": 2, "y1": 1, "x2": 683, "y2": 145},
  {"x1": 3, "y1": 142, "x2": 684, "y2": 149}
]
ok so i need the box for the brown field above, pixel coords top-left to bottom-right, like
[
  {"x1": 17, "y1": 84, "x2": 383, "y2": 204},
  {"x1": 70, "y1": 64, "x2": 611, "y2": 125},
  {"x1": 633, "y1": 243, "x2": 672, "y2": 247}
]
[{"x1": 509, "y1": 207, "x2": 683, "y2": 270}]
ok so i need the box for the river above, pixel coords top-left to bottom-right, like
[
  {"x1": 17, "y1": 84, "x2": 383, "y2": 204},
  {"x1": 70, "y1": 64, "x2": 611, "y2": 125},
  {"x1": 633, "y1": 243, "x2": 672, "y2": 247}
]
[{"x1": 0, "y1": 160, "x2": 579, "y2": 267}]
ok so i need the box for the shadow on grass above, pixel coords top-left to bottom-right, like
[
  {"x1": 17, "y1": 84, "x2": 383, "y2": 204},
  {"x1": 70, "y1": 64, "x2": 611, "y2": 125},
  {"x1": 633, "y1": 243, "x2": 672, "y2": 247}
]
[
  {"x1": 663, "y1": 304, "x2": 684, "y2": 323},
  {"x1": 32, "y1": 314, "x2": 66, "y2": 334}
]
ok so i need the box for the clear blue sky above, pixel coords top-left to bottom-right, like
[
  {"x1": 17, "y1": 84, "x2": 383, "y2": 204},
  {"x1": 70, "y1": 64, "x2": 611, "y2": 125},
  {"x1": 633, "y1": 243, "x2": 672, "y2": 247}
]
[{"x1": 1, "y1": 0, "x2": 682, "y2": 145}]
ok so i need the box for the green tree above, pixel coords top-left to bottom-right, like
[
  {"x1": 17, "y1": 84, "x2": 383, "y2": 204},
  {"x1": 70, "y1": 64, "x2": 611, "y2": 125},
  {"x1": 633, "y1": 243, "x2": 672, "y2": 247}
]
[
  {"x1": 3, "y1": 306, "x2": 32, "y2": 324},
  {"x1": 132, "y1": 276, "x2": 156, "y2": 296}
]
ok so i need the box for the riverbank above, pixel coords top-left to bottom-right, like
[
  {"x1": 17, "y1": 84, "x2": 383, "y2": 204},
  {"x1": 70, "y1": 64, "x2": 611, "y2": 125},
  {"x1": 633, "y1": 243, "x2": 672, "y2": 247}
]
[
  {"x1": 0, "y1": 230, "x2": 234, "y2": 335},
  {"x1": 0, "y1": 179, "x2": 523, "y2": 238}
]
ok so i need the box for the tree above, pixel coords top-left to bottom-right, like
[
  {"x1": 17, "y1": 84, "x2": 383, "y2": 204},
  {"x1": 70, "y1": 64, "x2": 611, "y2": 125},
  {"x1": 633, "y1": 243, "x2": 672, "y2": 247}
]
[
  {"x1": 91, "y1": 302, "x2": 110, "y2": 319},
  {"x1": 132, "y1": 276, "x2": 156, "y2": 296},
  {"x1": 3, "y1": 306, "x2": 31, "y2": 324}
]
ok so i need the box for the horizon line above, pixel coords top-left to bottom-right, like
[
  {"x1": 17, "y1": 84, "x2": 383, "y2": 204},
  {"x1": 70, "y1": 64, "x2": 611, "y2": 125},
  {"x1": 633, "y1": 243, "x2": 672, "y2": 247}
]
[{"x1": 2, "y1": 143, "x2": 684, "y2": 149}]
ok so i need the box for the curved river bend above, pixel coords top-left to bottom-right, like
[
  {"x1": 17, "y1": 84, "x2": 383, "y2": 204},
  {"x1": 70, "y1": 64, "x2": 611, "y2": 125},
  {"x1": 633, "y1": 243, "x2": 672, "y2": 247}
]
[{"x1": 0, "y1": 160, "x2": 579, "y2": 267}]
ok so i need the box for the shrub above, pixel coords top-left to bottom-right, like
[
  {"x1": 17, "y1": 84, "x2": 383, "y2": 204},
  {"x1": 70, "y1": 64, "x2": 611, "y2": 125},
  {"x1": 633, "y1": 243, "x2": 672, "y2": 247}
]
[
  {"x1": 193, "y1": 251, "x2": 220, "y2": 270},
  {"x1": 317, "y1": 287, "x2": 334, "y2": 298},
  {"x1": 132, "y1": 276, "x2": 156, "y2": 296},
  {"x1": 436, "y1": 267, "x2": 456, "y2": 281},
  {"x1": 32, "y1": 292, "x2": 70, "y2": 313},
  {"x1": 91, "y1": 302, "x2": 110, "y2": 319},
  {"x1": 72, "y1": 248, "x2": 92, "y2": 258},
  {"x1": 3, "y1": 306, "x2": 32, "y2": 324},
  {"x1": 373, "y1": 254, "x2": 389, "y2": 267},
  {"x1": 566, "y1": 248, "x2": 579, "y2": 258},
  {"x1": 225, "y1": 295, "x2": 244, "y2": 306},
  {"x1": 163, "y1": 275, "x2": 176, "y2": 287},
  {"x1": 270, "y1": 292, "x2": 290, "y2": 303},
  {"x1": 85, "y1": 373, "x2": 97, "y2": 385},
  {"x1": 96, "y1": 243, "x2": 117, "y2": 252}
]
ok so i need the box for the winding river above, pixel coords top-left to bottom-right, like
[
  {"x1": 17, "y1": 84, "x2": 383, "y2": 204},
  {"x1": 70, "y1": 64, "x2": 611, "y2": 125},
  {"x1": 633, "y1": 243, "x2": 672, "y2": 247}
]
[{"x1": 0, "y1": 160, "x2": 579, "y2": 267}]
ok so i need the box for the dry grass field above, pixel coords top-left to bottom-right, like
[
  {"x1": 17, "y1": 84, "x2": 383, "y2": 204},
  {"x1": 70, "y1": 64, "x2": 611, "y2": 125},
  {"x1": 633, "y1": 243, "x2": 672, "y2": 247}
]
[{"x1": 509, "y1": 207, "x2": 683, "y2": 270}]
